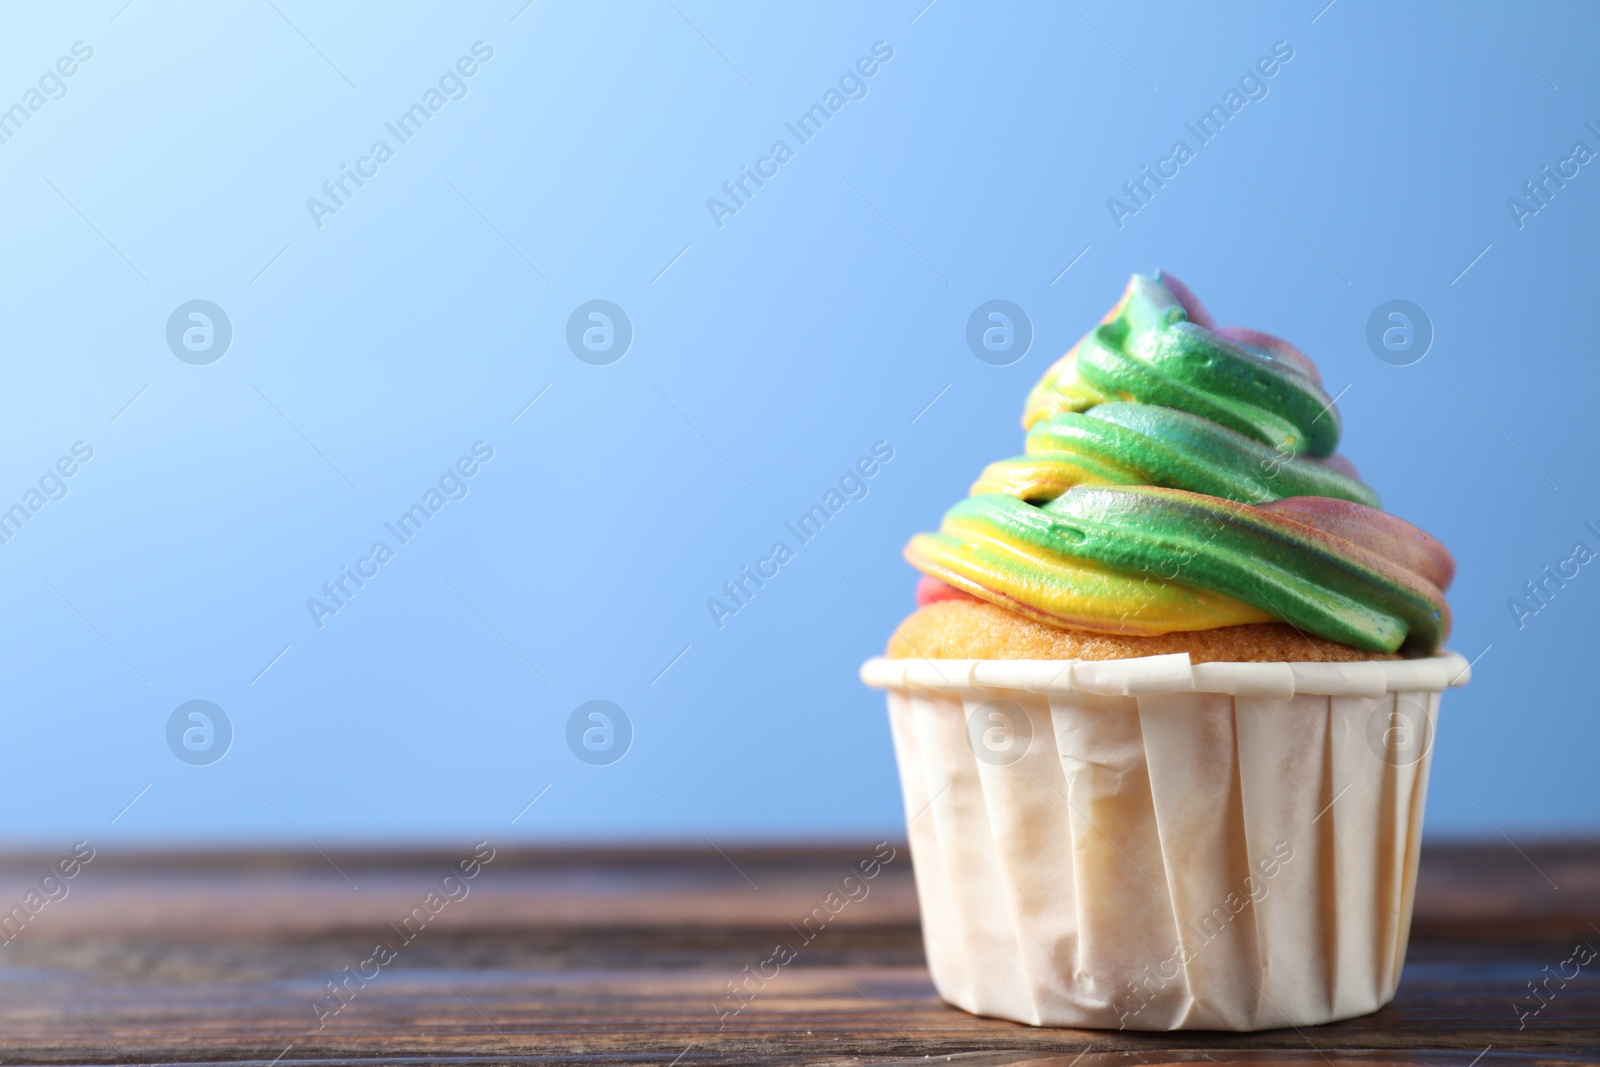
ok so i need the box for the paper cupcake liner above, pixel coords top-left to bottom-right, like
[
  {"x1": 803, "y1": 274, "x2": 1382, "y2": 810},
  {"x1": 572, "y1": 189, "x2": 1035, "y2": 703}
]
[{"x1": 860, "y1": 651, "x2": 1471, "y2": 1031}]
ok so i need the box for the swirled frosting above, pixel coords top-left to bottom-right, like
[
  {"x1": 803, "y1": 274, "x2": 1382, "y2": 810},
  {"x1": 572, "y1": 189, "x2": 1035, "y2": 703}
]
[{"x1": 907, "y1": 272, "x2": 1455, "y2": 656}]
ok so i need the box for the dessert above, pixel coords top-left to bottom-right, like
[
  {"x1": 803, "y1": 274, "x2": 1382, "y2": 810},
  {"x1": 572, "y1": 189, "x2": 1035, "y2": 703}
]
[{"x1": 860, "y1": 272, "x2": 1470, "y2": 1031}]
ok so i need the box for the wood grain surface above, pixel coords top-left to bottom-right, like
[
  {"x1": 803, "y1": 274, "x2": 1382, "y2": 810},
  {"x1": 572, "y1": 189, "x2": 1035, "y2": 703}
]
[{"x1": 0, "y1": 841, "x2": 1596, "y2": 1066}]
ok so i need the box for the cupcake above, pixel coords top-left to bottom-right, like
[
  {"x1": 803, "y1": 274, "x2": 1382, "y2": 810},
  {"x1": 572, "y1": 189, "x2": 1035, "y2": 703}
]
[{"x1": 861, "y1": 272, "x2": 1469, "y2": 1031}]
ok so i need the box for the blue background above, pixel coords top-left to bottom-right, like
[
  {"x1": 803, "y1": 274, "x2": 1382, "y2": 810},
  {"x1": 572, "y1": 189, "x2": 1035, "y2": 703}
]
[{"x1": 1, "y1": 1, "x2": 1595, "y2": 846}]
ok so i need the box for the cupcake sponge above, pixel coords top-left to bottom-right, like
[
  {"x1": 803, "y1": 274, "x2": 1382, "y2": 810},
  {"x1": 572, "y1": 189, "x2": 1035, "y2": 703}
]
[{"x1": 888, "y1": 598, "x2": 1394, "y2": 663}]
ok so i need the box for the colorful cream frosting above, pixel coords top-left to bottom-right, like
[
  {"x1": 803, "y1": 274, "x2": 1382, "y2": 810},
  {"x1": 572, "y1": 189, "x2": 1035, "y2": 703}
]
[{"x1": 907, "y1": 272, "x2": 1455, "y2": 656}]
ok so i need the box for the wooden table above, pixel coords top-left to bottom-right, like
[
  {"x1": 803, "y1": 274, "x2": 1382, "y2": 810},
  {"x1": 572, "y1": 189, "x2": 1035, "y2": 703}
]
[{"x1": 2, "y1": 842, "x2": 1596, "y2": 1065}]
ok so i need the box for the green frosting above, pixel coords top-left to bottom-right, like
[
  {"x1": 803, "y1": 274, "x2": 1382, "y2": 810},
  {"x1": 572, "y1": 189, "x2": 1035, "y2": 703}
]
[
  {"x1": 981, "y1": 402, "x2": 1379, "y2": 507},
  {"x1": 907, "y1": 272, "x2": 1457, "y2": 655},
  {"x1": 1075, "y1": 275, "x2": 1339, "y2": 458}
]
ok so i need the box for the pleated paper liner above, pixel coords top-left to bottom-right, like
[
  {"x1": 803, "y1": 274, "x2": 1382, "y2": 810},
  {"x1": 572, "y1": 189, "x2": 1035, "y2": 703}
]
[{"x1": 860, "y1": 651, "x2": 1470, "y2": 1031}]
